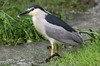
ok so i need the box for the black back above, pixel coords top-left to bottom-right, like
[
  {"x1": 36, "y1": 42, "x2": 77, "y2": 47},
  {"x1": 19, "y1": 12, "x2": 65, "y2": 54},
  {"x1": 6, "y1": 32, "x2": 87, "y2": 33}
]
[
  {"x1": 45, "y1": 14, "x2": 76, "y2": 32},
  {"x1": 29, "y1": 5, "x2": 76, "y2": 32}
]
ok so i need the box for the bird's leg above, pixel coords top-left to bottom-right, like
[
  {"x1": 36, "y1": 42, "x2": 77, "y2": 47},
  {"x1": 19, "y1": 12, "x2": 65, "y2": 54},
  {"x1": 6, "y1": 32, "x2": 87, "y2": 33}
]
[
  {"x1": 45, "y1": 43, "x2": 61, "y2": 62},
  {"x1": 56, "y1": 44, "x2": 59, "y2": 53},
  {"x1": 47, "y1": 45, "x2": 51, "y2": 49},
  {"x1": 45, "y1": 52, "x2": 60, "y2": 62},
  {"x1": 51, "y1": 43, "x2": 54, "y2": 56},
  {"x1": 47, "y1": 44, "x2": 59, "y2": 54}
]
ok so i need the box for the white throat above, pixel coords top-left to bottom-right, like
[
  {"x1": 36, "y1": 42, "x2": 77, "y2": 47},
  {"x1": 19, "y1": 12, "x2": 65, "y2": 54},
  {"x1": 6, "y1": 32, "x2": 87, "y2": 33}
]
[
  {"x1": 30, "y1": 9, "x2": 47, "y2": 17},
  {"x1": 31, "y1": 9, "x2": 47, "y2": 36}
]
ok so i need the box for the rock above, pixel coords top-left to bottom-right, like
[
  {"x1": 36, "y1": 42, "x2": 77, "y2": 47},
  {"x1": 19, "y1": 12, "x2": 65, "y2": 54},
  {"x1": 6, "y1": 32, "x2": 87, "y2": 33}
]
[
  {"x1": 0, "y1": 41, "x2": 50, "y2": 66},
  {"x1": 79, "y1": 0, "x2": 97, "y2": 8},
  {"x1": 0, "y1": 0, "x2": 100, "y2": 66},
  {"x1": 66, "y1": 3, "x2": 100, "y2": 30},
  {"x1": 95, "y1": 0, "x2": 100, "y2": 3},
  {"x1": 64, "y1": 2, "x2": 100, "y2": 40}
]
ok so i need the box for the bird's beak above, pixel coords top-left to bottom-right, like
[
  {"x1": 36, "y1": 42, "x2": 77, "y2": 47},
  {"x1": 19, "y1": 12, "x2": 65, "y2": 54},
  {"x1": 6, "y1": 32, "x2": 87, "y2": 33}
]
[{"x1": 17, "y1": 10, "x2": 31, "y2": 17}]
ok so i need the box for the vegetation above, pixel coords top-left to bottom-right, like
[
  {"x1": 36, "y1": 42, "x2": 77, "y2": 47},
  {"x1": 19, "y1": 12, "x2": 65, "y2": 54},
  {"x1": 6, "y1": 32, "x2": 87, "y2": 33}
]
[
  {"x1": 0, "y1": 0, "x2": 100, "y2": 66},
  {"x1": 0, "y1": 10, "x2": 44, "y2": 45},
  {"x1": 50, "y1": 39, "x2": 100, "y2": 66},
  {"x1": 0, "y1": 0, "x2": 95, "y2": 45},
  {"x1": 49, "y1": 29, "x2": 100, "y2": 66}
]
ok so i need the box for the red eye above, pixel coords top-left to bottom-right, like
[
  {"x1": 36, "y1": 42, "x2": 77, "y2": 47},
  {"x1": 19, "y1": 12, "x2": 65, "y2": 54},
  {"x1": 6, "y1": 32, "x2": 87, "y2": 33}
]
[{"x1": 31, "y1": 8, "x2": 34, "y2": 10}]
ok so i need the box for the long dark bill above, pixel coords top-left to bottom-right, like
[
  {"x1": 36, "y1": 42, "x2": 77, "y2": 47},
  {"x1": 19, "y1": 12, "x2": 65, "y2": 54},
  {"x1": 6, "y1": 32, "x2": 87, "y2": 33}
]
[{"x1": 17, "y1": 10, "x2": 31, "y2": 17}]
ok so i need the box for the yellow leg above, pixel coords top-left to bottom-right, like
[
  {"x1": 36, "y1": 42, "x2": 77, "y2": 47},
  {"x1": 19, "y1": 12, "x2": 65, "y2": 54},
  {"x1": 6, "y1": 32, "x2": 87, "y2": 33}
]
[
  {"x1": 56, "y1": 44, "x2": 59, "y2": 53},
  {"x1": 51, "y1": 43, "x2": 54, "y2": 56},
  {"x1": 45, "y1": 42, "x2": 60, "y2": 62}
]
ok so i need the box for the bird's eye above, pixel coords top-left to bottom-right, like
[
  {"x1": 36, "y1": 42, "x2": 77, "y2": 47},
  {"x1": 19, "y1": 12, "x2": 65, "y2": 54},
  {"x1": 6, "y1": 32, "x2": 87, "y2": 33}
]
[{"x1": 31, "y1": 8, "x2": 34, "y2": 11}]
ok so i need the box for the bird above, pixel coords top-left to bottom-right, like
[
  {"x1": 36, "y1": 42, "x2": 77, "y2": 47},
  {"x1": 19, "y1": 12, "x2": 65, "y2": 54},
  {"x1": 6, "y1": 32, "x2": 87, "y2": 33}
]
[{"x1": 18, "y1": 5, "x2": 83, "y2": 62}]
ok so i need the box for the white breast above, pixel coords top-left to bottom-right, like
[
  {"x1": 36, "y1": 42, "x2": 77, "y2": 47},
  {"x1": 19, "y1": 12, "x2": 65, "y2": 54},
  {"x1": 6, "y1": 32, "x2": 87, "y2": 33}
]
[
  {"x1": 32, "y1": 16, "x2": 57, "y2": 43},
  {"x1": 32, "y1": 17, "x2": 45, "y2": 35},
  {"x1": 31, "y1": 10, "x2": 58, "y2": 43}
]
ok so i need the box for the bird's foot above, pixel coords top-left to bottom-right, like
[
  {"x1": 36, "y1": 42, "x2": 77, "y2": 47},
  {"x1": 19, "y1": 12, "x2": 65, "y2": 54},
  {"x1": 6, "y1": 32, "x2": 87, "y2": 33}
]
[
  {"x1": 45, "y1": 53, "x2": 61, "y2": 62},
  {"x1": 47, "y1": 45, "x2": 51, "y2": 49},
  {"x1": 36, "y1": 53, "x2": 61, "y2": 64}
]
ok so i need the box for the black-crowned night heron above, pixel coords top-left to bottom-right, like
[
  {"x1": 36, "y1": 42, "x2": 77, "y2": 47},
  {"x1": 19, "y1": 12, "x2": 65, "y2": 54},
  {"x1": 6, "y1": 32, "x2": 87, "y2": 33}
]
[{"x1": 18, "y1": 5, "x2": 83, "y2": 62}]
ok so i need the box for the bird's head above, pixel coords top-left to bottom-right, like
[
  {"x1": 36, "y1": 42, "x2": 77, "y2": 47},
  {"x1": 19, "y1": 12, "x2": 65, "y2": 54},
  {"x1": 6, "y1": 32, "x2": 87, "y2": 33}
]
[{"x1": 17, "y1": 5, "x2": 45, "y2": 17}]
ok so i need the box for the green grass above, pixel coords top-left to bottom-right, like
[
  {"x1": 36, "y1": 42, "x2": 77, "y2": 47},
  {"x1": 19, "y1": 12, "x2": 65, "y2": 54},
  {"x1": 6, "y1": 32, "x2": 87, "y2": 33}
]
[
  {"x1": 0, "y1": 10, "x2": 44, "y2": 45},
  {"x1": 0, "y1": 0, "x2": 94, "y2": 45},
  {"x1": 0, "y1": 0, "x2": 100, "y2": 65},
  {"x1": 49, "y1": 38, "x2": 100, "y2": 66}
]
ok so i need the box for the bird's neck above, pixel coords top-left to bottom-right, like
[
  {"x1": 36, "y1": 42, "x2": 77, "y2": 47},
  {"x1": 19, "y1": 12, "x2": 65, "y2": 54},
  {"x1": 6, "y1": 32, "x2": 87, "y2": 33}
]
[
  {"x1": 32, "y1": 10, "x2": 47, "y2": 25},
  {"x1": 32, "y1": 9, "x2": 47, "y2": 18}
]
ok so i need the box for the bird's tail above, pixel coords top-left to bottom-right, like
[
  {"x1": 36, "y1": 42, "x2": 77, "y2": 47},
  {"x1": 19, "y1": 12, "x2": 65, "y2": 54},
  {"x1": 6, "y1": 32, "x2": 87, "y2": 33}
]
[{"x1": 72, "y1": 32, "x2": 83, "y2": 44}]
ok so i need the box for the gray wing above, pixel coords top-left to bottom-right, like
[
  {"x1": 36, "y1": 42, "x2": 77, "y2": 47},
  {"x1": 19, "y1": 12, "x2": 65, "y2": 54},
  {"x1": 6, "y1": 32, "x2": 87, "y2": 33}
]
[
  {"x1": 45, "y1": 14, "x2": 76, "y2": 32},
  {"x1": 45, "y1": 23, "x2": 83, "y2": 45}
]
